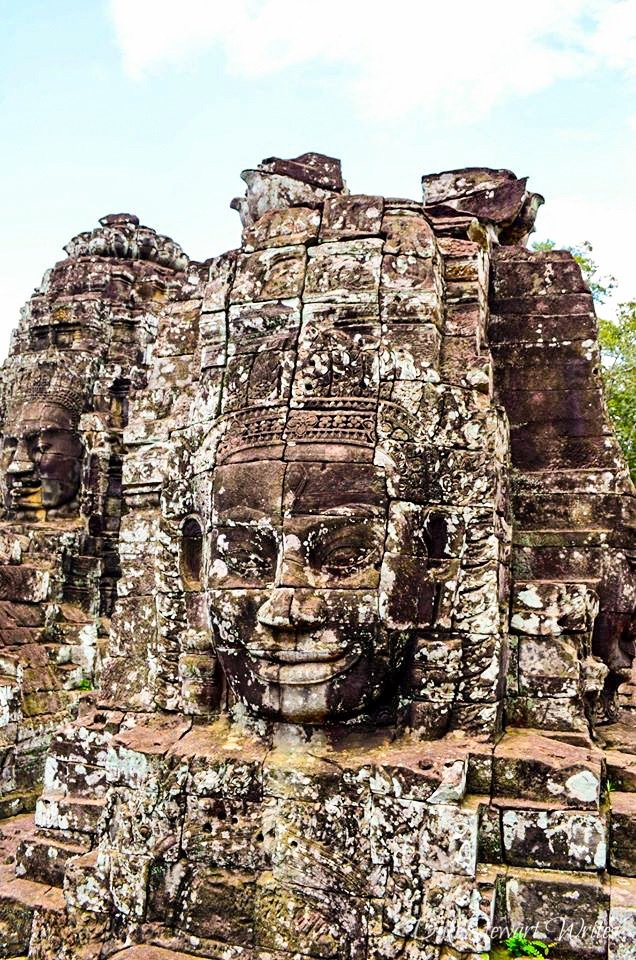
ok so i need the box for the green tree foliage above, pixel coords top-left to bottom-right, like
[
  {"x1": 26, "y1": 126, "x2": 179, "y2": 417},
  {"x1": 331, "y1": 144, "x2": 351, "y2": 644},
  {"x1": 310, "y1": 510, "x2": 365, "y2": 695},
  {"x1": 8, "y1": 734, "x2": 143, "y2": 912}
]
[
  {"x1": 531, "y1": 239, "x2": 635, "y2": 482},
  {"x1": 598, "y1": 302, "x2": 636, "y2": 482}
]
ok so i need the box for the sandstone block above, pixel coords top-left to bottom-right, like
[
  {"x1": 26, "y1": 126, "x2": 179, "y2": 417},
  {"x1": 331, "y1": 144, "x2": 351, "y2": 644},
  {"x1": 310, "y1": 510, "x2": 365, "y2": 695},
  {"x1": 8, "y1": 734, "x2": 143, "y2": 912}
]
[
  {"x1": 500, "y1": 802, "x2": 606, "y2": 870},
  {"x1": 320, "y1": 195, "x2": 384, "y2": 240},
  {"x1": 493, "y1": 732, "x2": 602, "y2": 808},
  {"x1": 304, "y1": 239, "x2": 382, "y2": 303},
  {"x1": 231, "y1": 247, "x2": 306, "y2": 304},
  {"x1": 493, "y1": 866, "x2": 609, "y2": 958},
  {"x1": 244, "y1": 205, "x2": 321, "y2": 249},
  {"x1": 609, "y1": 876, "x2": 636, "y2": 959},
  {"x1": 610, "y1": 791, "x2": 636, "y2": 876}
]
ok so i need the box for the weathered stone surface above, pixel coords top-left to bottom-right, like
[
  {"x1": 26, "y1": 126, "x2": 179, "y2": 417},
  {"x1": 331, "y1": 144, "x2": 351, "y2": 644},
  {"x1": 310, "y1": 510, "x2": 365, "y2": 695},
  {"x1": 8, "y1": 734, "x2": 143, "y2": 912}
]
[
  {"x1": 609, "y1": 876, "x2": 636, "y2": 960},
  {"x1": 610, "y1": 791, "x2": 636, "y2": 876},
  {"x1": 244, "y1": 205, "x2": 321, "y2": 250},
  {"x1": 321, "y1": 195, "x2": 384, "y2": 240},
  {"x1": 493, "y1": 732, "x2": 602, "y2": 808},
  {"x1": 493, "y1": 866, "x2": 609, "y2": 958},
  {"x1": 500, "y1": 801, "x2": 606, "y2": 870},
  {"x1": 0, "y1": 151, "x2": 633, "y2": 959}
]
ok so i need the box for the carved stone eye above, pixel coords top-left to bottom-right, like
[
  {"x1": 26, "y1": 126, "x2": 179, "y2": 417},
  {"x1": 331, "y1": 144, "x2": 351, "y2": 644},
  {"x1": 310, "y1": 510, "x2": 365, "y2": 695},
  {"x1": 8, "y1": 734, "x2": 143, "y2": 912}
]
[
  {"x1": 33, "y1": 436, "x2": 52, "y2": 455},
  {"x1": 322, "y1": 544, "x2": 370, "y2": 574},
  {"x1": 215, "y1": 526, "x2": 278, "y2": 583},
  {"x1": 309, "y1": 524, "x2": 381, "y2": 577}
]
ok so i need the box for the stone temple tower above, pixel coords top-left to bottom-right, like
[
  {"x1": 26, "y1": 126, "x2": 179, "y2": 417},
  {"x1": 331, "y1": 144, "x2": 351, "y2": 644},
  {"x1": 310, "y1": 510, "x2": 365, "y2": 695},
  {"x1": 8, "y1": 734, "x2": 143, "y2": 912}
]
[{"x1": 0, "y1": 153, "x2": 634, "y2": 959}]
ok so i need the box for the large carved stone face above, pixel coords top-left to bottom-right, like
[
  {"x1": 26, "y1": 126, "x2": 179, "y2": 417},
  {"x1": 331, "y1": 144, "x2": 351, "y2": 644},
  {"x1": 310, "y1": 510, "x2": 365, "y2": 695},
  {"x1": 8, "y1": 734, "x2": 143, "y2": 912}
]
[
  {"x1": 0, "y1": 401, "x2": 83, "y2": 511},
  {"x1": 205, "y1": 457, "x2": 421, "y2": 723}
]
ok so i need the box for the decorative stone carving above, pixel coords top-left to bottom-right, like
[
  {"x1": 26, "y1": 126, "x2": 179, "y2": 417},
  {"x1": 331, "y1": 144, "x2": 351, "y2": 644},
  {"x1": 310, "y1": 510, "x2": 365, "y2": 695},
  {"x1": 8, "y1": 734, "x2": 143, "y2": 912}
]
[
  {"x1": 1, "y1": 367, "x2": 87, "y2": 514},
  {"x1": 0, "y1": 153, "x2": 633, "y2": 960}
]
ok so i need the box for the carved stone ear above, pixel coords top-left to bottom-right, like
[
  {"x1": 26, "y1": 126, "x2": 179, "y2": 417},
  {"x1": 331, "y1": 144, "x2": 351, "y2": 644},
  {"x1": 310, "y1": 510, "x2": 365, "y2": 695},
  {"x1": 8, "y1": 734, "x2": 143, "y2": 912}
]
[{"x1": 180, "y1": 516, "x2": 203, "y2": 590}]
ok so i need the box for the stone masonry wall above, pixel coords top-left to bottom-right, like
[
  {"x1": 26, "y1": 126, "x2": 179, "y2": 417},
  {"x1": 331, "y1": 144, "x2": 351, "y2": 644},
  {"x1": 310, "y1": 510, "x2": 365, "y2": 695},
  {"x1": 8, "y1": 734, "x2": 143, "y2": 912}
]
[{"x1": 0, "y1": 155, "x2": 633, "y2": 960}]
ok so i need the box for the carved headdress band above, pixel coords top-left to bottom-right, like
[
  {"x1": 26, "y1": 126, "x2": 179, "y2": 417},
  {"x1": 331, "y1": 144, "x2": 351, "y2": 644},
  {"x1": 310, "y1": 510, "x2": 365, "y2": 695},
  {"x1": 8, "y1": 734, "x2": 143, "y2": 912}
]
[
  {"x1": 216, "y1": 399, "x2": 379, "y2": 463},
  {"x1": 215, "y1": 398, "x2": 423, "y2": 464},
  {"x1": 215, "y1": 323, "x2": 426, "y2": 463},
  {"x1": 6, "y1": 371, "x2": 87, "y2": 426}
]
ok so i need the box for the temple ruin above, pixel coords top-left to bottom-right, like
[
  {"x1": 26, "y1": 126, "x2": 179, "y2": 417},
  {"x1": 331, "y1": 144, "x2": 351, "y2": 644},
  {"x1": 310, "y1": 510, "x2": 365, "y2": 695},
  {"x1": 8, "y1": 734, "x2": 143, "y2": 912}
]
[{"x1": 0, "y1": 153, "x2": 634, "y2": 959}]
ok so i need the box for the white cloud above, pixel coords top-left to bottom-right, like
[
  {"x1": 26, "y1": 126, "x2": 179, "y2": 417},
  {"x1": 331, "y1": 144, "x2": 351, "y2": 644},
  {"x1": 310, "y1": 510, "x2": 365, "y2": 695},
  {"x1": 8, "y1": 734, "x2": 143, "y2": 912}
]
[
  {"x1": 587, "y1": 0, "x2": 636, "y2": 72},
  {"x1": 109, "y1": 0, "x2": 636, "y2": 120}
]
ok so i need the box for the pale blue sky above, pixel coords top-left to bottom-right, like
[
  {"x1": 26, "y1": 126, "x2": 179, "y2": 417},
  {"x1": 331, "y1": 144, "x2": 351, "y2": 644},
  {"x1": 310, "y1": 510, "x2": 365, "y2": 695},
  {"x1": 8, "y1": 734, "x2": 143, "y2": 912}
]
[{"x1": 1, "y1": 0, "x2": 635, "y2": 357}]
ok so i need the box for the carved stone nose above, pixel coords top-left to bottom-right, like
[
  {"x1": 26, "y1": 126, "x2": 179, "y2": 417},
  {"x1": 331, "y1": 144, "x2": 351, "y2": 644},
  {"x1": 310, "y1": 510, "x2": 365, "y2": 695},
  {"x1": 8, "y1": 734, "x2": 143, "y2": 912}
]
[
  {"x1": 256, "y1": 588, "x2": 293, "y2": 628},
  {"x1": 6, "y1": 443, "x2": 34, "y2": 475},
  {"x1": 257, "y1": 589, "x2": 325, "y2": 629},
  {"x1": 289, "y1": 591, "x2": 326, "y2": 627}
]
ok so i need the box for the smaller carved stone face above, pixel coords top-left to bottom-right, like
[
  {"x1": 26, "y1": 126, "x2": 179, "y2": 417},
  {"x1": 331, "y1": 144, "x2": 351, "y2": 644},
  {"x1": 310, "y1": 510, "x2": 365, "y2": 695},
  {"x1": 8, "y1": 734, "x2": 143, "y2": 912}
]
[{"x1": 1, "y1": 401, "x2": 83, "y2": 511}]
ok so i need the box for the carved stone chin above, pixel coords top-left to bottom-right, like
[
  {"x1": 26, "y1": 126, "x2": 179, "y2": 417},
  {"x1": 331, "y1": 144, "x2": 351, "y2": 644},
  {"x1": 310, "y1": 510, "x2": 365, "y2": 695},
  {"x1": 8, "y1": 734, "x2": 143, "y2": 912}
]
[{"x1": 1, "y1": 399, "x2": 83, "y2": 512}]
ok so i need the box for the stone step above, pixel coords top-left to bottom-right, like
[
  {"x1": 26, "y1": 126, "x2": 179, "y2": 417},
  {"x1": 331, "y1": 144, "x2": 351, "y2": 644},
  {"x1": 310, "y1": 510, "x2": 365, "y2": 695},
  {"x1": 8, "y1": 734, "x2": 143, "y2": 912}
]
[
  {"x1": 35, "y1": 792, "x2": 106, "y2": 836},
  {"x1": 0, "y1": 863, "x2": 65, "y2": 957},
  {"x1": 16, "y1": 831, "x2": 90, "y2": 887}
]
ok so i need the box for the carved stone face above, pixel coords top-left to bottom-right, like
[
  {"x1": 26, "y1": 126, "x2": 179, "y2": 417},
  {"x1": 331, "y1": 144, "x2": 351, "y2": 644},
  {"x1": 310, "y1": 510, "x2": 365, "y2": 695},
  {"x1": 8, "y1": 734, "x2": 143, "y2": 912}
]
[
  {"x1": 0, "y1": 401, "x2": 83, "y2": 511},
  {"x1": 205, "y1": 457, "x2": 422, "y2": 723}
]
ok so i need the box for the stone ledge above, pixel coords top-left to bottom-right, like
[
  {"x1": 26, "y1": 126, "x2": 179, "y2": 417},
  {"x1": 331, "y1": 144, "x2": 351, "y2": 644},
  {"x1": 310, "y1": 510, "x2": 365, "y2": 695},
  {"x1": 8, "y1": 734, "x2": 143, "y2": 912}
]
[{"x1": 111, "y1": 948, "x2": 209, "y2": 959}]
